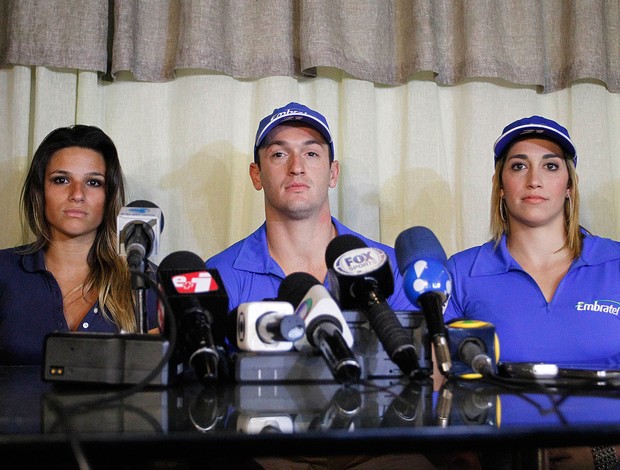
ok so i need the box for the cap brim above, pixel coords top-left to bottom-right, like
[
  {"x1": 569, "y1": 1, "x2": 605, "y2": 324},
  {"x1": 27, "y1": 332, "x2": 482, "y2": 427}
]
[
  {"x1": 254, "y1": 112, "x2": 335, "y2": 162},
  {"x1": 255, "y1": 114, "x2": 333, "y2": 149},
  {"x1": 494, "y1": 124, "x2": 577, "y2": 164}
]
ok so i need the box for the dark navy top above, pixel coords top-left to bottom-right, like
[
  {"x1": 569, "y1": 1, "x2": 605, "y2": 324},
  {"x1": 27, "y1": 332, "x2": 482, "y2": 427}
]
[{"x1": 0, "y1": 246, "x2": 159, "y2": 365}]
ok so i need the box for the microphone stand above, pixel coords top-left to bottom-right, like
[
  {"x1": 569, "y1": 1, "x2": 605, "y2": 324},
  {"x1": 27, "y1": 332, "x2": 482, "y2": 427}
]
[
  {"x1": 126, "y1": 223, "x2": 152, "y2": 334},
  {"x1": 130, "y1": 258, "x2": 148, "y2": 334}
]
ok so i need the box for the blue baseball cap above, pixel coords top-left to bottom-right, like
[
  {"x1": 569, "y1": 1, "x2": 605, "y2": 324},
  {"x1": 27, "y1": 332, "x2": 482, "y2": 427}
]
[
  {"x1": 254, "y1": 102, "x2": 334, "y2": 163},
  {"x1": 493, "y1": 115, "x2": 577, "y2": 167}
]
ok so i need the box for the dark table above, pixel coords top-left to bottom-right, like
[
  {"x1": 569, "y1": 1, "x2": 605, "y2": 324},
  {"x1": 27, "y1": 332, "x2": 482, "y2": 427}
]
[{"x1": 2, "y1": 365, "x2": 620, "y2": 468}]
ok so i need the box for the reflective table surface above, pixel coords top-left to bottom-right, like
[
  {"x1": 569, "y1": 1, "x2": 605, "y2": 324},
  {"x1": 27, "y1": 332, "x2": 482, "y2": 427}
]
[{"x1": 2, "y1": 366, "x2": 620, "y2": 466}]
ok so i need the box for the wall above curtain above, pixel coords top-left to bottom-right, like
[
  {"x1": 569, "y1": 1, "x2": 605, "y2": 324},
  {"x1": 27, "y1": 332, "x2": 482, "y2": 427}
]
[{"x1": 1, "y1": 0, "x2": 619, "y2": 93}]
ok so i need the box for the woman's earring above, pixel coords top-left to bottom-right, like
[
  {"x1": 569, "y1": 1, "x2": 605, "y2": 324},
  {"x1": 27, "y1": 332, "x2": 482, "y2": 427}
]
[{"x1": 500, "y1": 198, "x2": 507, "y2": 223}]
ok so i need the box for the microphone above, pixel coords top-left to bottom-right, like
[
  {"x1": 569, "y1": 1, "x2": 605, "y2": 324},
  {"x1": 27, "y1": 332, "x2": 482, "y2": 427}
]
[
  {"x1": 395, "y1": 226, "x2": 452, "y2": 376},
  {"x1": 118, "y1": 200, "x2": 165, "y2": 332},
  {"x1": 446, "y1": 320, "x2": 498, "y2": 378},
  {"x1": 227, "y1": 301, "x2": 306, "y2": 352},
  {"x1": 117, "y1": 200, "x2": 164, "y2": 270},
  {"x1": 277, "y1": 272, "x2": 361, "y2": 384},
  {"x1": 157, "y1": 251, "x2": 229, "y2": 385},
  {"x1": 325, "y1": 235, "x2": 419, "y2": 376}
]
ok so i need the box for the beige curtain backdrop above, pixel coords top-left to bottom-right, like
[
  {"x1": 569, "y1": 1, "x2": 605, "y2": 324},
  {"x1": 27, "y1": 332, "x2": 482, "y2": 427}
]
[
  {"x1": 1, "y1": 0, "x2": 620, "y2": 264},
  {"x1": 1, "y1": 66, "x2": 620, "y2": 265}
]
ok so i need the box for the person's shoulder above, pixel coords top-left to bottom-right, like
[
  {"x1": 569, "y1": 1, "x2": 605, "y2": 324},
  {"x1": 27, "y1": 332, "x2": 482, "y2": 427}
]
[
  {"x1": 0, "y1": 245, "x2": 37, "y2": 284},
  {"x1": 445, "y1": 240, "x2": 502, "y2": 280},
  {"x1": 582, "y1": 232, "x2": 620, "y2": 261},
  {"x1": 333, "y1": 219, "x2": 395, "y2": 253},
  {"x1": 0, "y1": 246, "x2": 15, "y2": 259},
  {"x1": 0, "y1": 245, "x2": 32, "y2": 262},
  {"x1": 448, "y1": 241, "x2": 493, "y2": 264},
  {"x1": 584, "y1": 232, "x2": 620, "y2": 247},
  {"x1": 364, "y1": 236, "x2": 395, "y2": 255},
  {"x1": 206, "y1": 237, "x2": 246, "y2": 269}
]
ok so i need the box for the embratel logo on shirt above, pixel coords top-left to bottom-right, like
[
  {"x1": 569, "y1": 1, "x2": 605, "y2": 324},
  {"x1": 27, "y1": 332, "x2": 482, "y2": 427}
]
[{"x1": 575, "y1": 300, "x2": 620, "y2": 317}]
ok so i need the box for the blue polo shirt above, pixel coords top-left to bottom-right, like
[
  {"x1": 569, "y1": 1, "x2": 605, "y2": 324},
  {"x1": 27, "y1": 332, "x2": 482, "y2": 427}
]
[
  {"x1": 0, "y1": 246, "x2": 159, "y2": 365},
  {"x1": 206, "y1": 217, "x2": 414, "y2": 313},
  {"x1": 444, "y1": 233, "x2": 620, "y2": 365}
]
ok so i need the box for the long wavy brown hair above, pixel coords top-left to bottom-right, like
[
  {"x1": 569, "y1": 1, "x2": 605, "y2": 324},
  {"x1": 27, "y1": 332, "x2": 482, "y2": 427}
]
[{"x1": 20, "y1": 125, "x2": 136, "y2": 332}]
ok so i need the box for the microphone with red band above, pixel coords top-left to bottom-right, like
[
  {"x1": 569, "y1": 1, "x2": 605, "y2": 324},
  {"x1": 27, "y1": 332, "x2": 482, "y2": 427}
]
[
  {"x1": 395, "y1": 226, "x2": 452, "y2": 376},
  {"x1": 325, "y1": 235, "x2": 419, "y2": 377},
  {"x1": 157, "y1": 251, "x2": 229, "y2": 385},
  {"x1": 278, "y1": 272, "x2": 361, "y2": 384}
]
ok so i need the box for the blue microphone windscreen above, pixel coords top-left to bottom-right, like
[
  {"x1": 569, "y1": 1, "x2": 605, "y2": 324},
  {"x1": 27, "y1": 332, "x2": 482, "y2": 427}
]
[{"x1": 394, "y1": 226, "x2": 447, "y2": 275}]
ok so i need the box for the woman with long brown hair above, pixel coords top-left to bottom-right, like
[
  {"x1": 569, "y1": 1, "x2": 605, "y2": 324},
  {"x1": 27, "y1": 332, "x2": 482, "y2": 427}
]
[{"x1": 0, "y1": 125, "x2": 158, "y2": 365}]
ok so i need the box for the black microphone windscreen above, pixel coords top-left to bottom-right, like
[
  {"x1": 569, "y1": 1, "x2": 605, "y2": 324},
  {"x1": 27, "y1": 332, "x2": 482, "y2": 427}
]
[
  {"x1": 278, "y1": 272, "x2": 321, "y2": 307},
  {"x1": 159, "y1": 250, "x2": 205, "y2": 271},
  {"x1": 394, "y1": 226, "x2": 447, "y2": 275},
  {"x1": 127, "y1": 199, "x2": 165, "y2": 232},
  {"x1": 325, "y1": 234, "x2": 367, "y2": 267},
  {"x1": 225, "y1": 306, "x2": 239, "y2": 345}
]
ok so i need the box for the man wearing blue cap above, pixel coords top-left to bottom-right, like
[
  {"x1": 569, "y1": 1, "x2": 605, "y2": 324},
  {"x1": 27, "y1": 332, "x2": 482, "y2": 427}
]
[
  {"x1": 206, "y1": 102, "x2": 413, "y2": 314},
  {"x1": 206, "y1": 102, "x2": 448, "y2": 469},
  {"x1": 444, "y1": 115, "x2": 620, "y2": 468}
]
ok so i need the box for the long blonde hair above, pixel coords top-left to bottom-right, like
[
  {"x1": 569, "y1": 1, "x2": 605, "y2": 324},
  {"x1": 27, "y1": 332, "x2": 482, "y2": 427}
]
[
  {"x1": 490, "y1": 143, "x2": 583, "y2": 259},
  {"x1": 20, "y1": 125, "x2": 136, "y2": 332}
]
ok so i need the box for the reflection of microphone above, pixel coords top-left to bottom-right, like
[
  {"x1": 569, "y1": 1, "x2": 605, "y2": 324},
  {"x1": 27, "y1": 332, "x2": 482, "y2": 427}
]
[
  {"x1": 446, "y1": 320, "x2": 498, "y2": 378},
  {"x1": 278, "y1": 272, "x2": 361, "y2": 384},
  {"x1": 435, "y1": 386, "x2": 453, "y2": 428},
  {"x1": 435, "y1": 382, "x2": 499, "y2": 427},
  {"x1": 227, "y1": 301, "x2": 305, "y2": 352},
  {"x1": 189, "y1": 387, "x2": 224, "y2": 432},
  {"x1": 309, "y1": 387, "x2": 362, "y2": 431},
  {"x1": 381, "y1": 381, "x2": 433, "y2": 428},
  {"x1": 395, "y1": 226, "x2": 452, "y2": 375},
  {"x1": 157, "y1": 251, "x2": 229, "y2": 385},
  {"x1": 325, "y1": 235, "x2": 419, "y2": 376},
  {"x1": 117, "y1": 200, "x2": 164, "y2": 269},
  {"x1": 235, "y1": 414, "x2": 294, "y2": 434}
]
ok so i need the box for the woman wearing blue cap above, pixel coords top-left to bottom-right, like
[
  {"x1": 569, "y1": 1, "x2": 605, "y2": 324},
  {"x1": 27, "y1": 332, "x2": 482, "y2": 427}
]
[
  {"x1": 444, "y1": 116, "x2": 620, "y2": 469},
  {"x1": 445, "y1": 115, "x2": 620, "y2": 366}
]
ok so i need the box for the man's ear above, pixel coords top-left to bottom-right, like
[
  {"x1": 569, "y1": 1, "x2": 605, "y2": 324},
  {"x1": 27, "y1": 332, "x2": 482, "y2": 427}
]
[
  {"x1": 329, "y1": 160, "x2": 340, "y2": 188},
  {"x1": 249, "y1": 162, "x2": 262, "y2": 190}
]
